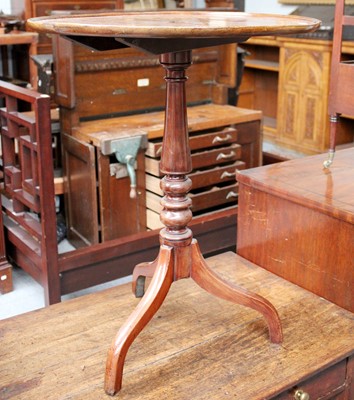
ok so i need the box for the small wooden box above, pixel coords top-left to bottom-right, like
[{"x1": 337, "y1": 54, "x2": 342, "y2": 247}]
[{"x1": 237, "y1": 148, "x2": 354, "y2": 312}]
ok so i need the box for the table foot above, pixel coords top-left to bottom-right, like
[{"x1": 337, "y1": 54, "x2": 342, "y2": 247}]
[
  {"x1": 132, "y1": 258, "x2": 158, "y2": 298},
  {"x1": 104, "y1": 245, "x2": 174, "y2": 396},
  {"x1": 190, "y1": 240, "x2": 283, "y2": 344}
]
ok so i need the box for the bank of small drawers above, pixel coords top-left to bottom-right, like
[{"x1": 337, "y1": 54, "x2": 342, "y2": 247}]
[{"x1": 145, "y1": 126, "x2": 245, "y2": 230}]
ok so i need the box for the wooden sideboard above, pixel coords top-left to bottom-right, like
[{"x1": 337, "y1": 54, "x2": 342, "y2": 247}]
[
  {"x1": 237, "y1": 36, "x2": 354, "y2": 161},
  {"x1": 0, "y1": 251, "x2": 353, "y2": 399},
  {"x1": 237, "y1": 148, "x2": 354, "y2": 313}
]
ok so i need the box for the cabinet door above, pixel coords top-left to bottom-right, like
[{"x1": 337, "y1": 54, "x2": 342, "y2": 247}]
[
  {"x1": 62, "y1": 133, "x2": 99, "y2": 248},
  {"x1": 97, "y1": 150, "x2": 147, "y2": 242},
  {"x1": 278, "y1": 45, "x2": 331, "y2": 153}
]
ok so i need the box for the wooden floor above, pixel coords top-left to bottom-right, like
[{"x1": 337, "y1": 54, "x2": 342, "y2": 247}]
[{"x1": 0, "y1": 252, "x2": 353, "y2": 399}]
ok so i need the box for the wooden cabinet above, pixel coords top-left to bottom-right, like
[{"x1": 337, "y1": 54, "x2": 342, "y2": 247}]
[
  {"x1": 273, "y1": 358, "x2": 352, "y2": 399},
  {"x1": 236, "y1": 148, "x2": 354, "y2": 313},
  {"x1": 62, "y1": 131, "x2": 147, "y2": 247},
  {"x1": 238, "y1": 37, "x2": 354, "y2": 160}
]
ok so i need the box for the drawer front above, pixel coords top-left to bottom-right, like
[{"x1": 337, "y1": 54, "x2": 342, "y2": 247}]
[
  {"x1": 190, "y1": 161, "x2": 245, "y2": 190},
  {"x1": 146, "y1": 161, "x2": 245, "y2": 196},
  {"x1": 146, "y1": 127, "x2": 238, "y2": 157},
  {"x1": 145, "y1": 144, "x2": 241, "y2": 177},
  {"x1": 273, "y1": 359, "x2": 347, "y2": 400},
  {"x1": 146, "y1": 183, "x2": 238, "y2": 214},
  {"x1": 190, "y1": 183, "x2": 239, "y2": 212},
  {"x1": 192, "y1": 144, "x2": 241, "y2": 170}
]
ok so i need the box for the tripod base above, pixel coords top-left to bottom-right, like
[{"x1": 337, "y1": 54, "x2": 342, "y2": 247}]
[{"x1": 104, "y1": 239, "x2": 283, "y2": 395}]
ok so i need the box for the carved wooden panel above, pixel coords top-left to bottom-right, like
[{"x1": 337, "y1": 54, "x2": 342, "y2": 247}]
[{"x1": 278, "y1": 42, "x2": 331, "y2": 153}]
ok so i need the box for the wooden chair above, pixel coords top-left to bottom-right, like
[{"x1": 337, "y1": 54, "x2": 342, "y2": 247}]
[
  {"x1": 0, "y1": 80, "x2": 59, "y2": 304},
  {"x1": 324, "y1": 0, "x2": 354, "y2": 167}
]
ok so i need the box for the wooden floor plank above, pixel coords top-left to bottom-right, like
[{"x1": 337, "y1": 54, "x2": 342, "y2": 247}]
[{"x1": 0, "y1": 252, "x2": 353, "y2": 399}]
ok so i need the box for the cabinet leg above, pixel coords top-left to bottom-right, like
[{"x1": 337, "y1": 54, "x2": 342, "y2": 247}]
[
  {"x1": 105, "y1": 245, "x2": 174, "y2": 395},
  {"x1": 190, "y1": 239, "x2": 283, "y2": 344}
]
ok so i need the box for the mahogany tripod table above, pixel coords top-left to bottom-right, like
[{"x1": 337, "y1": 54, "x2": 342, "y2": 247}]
[{"x1": 28, "y1": 11, "x2": 320, "y2": 396}]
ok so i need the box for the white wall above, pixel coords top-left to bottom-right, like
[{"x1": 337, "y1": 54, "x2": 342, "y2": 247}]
[
  {"x1": 1, "y1": 0, "x2": 12, "y2": 14},
  {"x1": 245, "y1": 0, "x2": 297, "y2": 14}
]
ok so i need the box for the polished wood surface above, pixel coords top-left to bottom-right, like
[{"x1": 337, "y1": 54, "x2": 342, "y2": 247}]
[
  {"x1": 237, "y1": 148, "x2": 354, "y2": 312},
  {"x1": 104, "y1": 51, "x2": 281, "y2": 395},
  {"x1": 0, "y1": 252, "x2": 353, "y2": 399},
  {"x1": 27, "y1": 11, "x2": 320, "y2": 40},
  {"x1": 27, "y1": 10, "x2": 321, "y2": 394}
]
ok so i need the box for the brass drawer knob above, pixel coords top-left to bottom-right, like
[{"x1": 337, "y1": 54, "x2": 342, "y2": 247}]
[{"x1": 294, "y1": 389, "x2": 310, "y2": 400}]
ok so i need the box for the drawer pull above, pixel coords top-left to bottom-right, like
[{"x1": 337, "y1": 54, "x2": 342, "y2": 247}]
[
  {"x1": 294, "y1": 389, "x2": 310, "y2": 400},
  {"x1": 216, "y1": 151, "x2": 235, "y2": 161},
  {"x1": 221, "y1": 171, "x2": 236, "y2": 179},
  {"x1": 226, "y1": 191, "x2": 238, "y2": 200},
  {"x1": 212, "y1": 134, "x2": 232, "y2": 144}
]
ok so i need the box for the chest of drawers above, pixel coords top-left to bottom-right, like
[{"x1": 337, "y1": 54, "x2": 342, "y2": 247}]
[{"x1": 144, "y1": 104, "x2": 262, "y2": 229}]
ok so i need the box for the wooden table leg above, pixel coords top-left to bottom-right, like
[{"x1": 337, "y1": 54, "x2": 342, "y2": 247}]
[{"x1": 105, "y1": 50, "x2": 282, "y2": 395}]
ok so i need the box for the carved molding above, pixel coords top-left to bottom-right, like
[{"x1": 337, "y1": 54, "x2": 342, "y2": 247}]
[{"x1": 75, "y1": 52, "x2": 218, "y2": 73}]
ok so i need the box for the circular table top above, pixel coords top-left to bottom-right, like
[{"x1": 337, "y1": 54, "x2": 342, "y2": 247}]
[{"x1": 27, "y1": 11, "x2": 320, "y2": 39}]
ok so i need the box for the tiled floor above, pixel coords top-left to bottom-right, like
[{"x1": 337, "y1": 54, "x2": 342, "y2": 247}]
[{"x1": 0, "y1": 239, "x2": 132, "y2": 321}]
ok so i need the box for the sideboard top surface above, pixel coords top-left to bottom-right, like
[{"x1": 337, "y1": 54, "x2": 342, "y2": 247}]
[{"x1": 237, "y1": 148, "x2": 354, "y2": 223}]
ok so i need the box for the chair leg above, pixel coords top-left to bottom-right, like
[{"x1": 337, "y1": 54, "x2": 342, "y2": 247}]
[{"x1": 323, "y1": 114, "x2": 339, "y2": 168}]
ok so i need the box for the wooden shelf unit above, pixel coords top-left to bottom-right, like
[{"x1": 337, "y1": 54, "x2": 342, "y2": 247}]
[{"x1": 238, "y1": 36, "x2": 354, "y2": 159}]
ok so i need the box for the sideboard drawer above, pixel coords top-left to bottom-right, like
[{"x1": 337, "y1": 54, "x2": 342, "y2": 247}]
[{"x1": 273, "y1": 359, "x2": 348, "y2": 400}]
